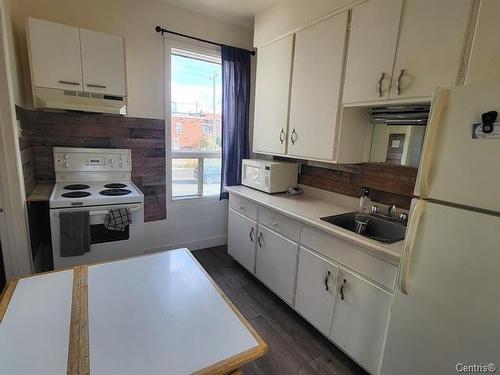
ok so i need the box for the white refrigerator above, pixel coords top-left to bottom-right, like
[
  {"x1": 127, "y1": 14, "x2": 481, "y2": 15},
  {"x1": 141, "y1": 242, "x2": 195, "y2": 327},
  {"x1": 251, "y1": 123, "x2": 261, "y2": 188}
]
[{"x1": 381, "y1": 84, "x2": 500, "y2": 374}]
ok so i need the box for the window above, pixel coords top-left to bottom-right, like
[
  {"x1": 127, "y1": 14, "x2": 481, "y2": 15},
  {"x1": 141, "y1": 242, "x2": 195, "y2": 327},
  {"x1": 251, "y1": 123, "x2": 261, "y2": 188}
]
[{"x1": 170, "y1": 47, "x2": 222, "y2": 199}]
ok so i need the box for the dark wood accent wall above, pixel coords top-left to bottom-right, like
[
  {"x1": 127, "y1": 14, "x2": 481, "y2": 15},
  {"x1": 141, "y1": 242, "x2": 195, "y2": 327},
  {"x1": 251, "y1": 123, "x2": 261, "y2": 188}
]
[
  {"x1": 299, "y1": 163, "x2": 417, "y2": 209},
  {"x1": 16, "y1": 107, "x2": 166, "y2": 222}
]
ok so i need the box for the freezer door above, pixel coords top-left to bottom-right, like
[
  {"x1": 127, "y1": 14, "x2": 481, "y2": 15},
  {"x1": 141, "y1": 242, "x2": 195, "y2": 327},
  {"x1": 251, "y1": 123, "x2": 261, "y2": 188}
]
[
  {"x1": 415, "y1": 84, "x2": 500, "y2": 213},
  {"x1": 381, "y1": 200, "x2": 500, "y2": 375}
]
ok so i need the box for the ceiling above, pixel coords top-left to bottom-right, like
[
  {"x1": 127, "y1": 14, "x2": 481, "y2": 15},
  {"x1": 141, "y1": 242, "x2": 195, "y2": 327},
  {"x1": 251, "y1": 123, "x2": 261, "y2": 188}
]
[{"x1": 156, "y1": 0, "x2": 279, "y2": 28}]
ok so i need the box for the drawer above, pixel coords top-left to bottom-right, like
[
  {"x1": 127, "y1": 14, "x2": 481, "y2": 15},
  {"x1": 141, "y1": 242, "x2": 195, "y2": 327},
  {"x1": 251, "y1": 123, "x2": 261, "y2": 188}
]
[
  {"x1": 259, "y1": 207, "x2": 300, "y2": 242},
  {"x1": 301, "y1": 227, "x2": 397, "y2": 291},
  {"x1": 229, "y1": 195, "x2": 258, "y2": 220}
]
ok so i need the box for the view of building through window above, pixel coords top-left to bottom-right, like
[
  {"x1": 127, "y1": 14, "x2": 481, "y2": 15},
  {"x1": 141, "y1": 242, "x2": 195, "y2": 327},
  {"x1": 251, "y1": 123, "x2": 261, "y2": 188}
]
[{"x1": 170, "y1": 50, "x2": 222, "y2": 198}]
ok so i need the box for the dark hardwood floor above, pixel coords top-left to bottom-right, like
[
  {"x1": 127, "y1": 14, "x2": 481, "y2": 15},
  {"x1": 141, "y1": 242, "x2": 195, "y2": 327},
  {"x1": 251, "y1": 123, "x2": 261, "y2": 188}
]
[{"x1": 193, "y1": 246, "x2": 367, "y2": 375}]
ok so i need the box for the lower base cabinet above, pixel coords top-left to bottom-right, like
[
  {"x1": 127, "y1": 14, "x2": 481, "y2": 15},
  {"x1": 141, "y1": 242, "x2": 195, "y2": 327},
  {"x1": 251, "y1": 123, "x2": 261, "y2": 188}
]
[
  {"x1": 227, "y1": 209, "x2": 257, "y2": 273},
  {"x1": 255, "y1": 226, "x2": 298, "y2": 305},
  {"x1": 330, "y1": 267, "x2": 392, "y2": 374},
  {"x1": 295, "y1": 247, "x2": 338, "y2": 336}
]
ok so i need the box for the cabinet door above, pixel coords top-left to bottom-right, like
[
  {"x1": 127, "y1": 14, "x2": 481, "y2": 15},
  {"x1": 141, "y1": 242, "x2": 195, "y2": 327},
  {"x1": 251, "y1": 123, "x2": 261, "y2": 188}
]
[
  {"x1": 343, "y1": 0, "x2": 403, "y2": 104},
  {"x1": 80, "y1": 28, "x2": 126, "y2": 96},
  {"x1": 295, "y1": 247, "x2": 338, "y2": 336},
  {"x1": 465, "y1": 0, "x2": 500, "y2": 84},
  {"x1": 288, "y1": 12, "x2": 348, "y2": 160},
  {"x1": 28, "y1": 18, "x2": 83, "y2": 90},
  {"x1": 253, "y1": 36, "x2": 294, "y2": 155},
  {"x1": 331, "y1": 268, "x2": 392, "y2": 375},
  {"x1": 390, "y1": 0, "x2": 472, "y2": 99},
  {"x1": 227, "y1": 209, "x2": 257, "y2": 273},
  {"x1": 255, "y1": 226, "x2": 298, "y2": 305}
]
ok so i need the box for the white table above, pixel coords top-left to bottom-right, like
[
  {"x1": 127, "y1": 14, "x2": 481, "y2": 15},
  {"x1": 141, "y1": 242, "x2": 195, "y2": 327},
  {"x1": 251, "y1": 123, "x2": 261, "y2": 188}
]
[{"x1": 0, "y1": 249, "x2": 267, "y2": 374}]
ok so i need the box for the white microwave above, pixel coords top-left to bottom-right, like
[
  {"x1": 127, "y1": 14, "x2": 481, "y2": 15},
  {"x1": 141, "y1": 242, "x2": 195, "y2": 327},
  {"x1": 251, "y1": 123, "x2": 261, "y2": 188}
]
[{"x1": 241, "y1": 159, "x2": 299, "y2": 193}]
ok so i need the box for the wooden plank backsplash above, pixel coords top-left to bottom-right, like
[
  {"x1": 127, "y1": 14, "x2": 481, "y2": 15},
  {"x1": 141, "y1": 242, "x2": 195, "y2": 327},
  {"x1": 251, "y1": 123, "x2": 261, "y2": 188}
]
[
  {"x1": 298, "y1": 163, "x2": 417, "y2": 209},
  {"x1": 16, "y1": 107, "x2": 166, "y2": 222}
]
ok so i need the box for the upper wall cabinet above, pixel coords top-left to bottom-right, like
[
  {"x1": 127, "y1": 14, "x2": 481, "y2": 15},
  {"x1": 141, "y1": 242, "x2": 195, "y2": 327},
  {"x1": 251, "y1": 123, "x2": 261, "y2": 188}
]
[
  {"x1": 343, "y1": 0, "x2": 403, "y2": 104},
  {"x1": 28, "y1": 18, "x2": 127, "y2": 98},
  {"x1": 390, "y1": 0, "x2": 472, "y2": 99},
  {"x1": 253, "y1": 35, "x2": 294, "y2": 155},
  {"x1": 465, "y1": 0, "x2": 500, "y2": 85},
  {"x1": 80, "y1": 29, "x2": 126, "y2": 96},
  {"x1": 288, "y1": 12, "x2": 348, "y2": 160},
  {"x1": 28, "y1": 18, "x2": 84, "y2": 91}
]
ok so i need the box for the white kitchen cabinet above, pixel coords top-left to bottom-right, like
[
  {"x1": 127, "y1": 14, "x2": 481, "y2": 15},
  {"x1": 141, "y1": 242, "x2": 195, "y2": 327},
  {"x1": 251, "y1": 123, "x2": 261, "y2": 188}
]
[
  {"x1": 295, "y1": 247, "x2": 338, "y2": 336},
  {"x1": 331, "y1": 267, "x2": 392, "y2": 375},
  {"x1": 253, "y1": 35, "x2": 294, "y2": 155},
  {"x1": 390, "y1": 0, "x2": 472, "y2": 99},
  {"x1": 80, "y1": 29, "x2": 126, "y2": 96},
  {"x1": 343, "y1": 0, "x2": 403, "y2": 104},
  {"x1": 28, "y1": 18, "x2": 83, "y2": 91},
  {"x1": 228, "y1": 209, "x2": 257, "y2": 273},
  {"x1": 288, "y1": 12, "x2": 348, "y2": 161},
  {"x1": 465, "y1": 0, "x2": 500, "y2": 85},
  {"x1": 255, "y1": 226, "x2": 298, "y2": 305}
]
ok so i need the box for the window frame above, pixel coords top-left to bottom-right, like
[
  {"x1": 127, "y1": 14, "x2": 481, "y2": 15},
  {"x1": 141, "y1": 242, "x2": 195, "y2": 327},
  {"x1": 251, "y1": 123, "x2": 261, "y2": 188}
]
[{"x1": 164, "y1": 37, "x2": 222, "y2": 202}]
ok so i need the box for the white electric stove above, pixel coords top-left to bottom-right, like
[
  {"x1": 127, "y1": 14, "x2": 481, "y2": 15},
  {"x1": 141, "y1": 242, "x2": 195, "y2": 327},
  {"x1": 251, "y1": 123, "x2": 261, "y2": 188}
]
[{"x1": 49, "y1": 147, "x2": 145, "y2": 270}]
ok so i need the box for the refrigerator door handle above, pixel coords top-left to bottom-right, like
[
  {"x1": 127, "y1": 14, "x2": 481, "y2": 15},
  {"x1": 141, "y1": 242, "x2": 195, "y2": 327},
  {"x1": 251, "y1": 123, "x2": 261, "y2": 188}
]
[
  {"x1": 399, "y1": 200, "x2": 426, "y2": 295},
  {"x1": 419, "y1": 89, "x2": 449, "y2": 198}
]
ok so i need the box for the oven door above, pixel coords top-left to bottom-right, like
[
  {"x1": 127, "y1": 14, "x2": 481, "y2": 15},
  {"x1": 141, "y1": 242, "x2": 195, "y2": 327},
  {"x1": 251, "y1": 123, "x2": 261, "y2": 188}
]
[{"x1": 50, "y1": 203, "x2": 144, "y2": 270}]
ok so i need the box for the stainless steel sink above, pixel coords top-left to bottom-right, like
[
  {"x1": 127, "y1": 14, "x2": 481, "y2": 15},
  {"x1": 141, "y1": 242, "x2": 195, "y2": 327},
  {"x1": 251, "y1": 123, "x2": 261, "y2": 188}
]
[{"x1": 320, "y1": 212, "x2": 406, "y2": 244}]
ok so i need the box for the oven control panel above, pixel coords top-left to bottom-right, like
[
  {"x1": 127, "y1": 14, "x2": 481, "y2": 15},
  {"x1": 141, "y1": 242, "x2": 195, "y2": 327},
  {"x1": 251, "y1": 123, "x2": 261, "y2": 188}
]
[{"x1": 53, "y1": 147, "x2": 131, "y2": 172}]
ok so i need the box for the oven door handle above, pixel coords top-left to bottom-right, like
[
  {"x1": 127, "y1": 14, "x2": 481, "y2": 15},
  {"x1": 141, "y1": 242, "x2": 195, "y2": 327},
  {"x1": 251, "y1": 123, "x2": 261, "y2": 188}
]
[{"x1": 53, "y1": 205, "x2": 142, "y2": 217}]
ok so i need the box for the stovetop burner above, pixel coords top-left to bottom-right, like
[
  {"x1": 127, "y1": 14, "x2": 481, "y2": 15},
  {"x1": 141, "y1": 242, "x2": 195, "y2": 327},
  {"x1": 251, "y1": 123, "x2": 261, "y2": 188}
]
[
  {"x1": 61, "y1": 191, "x2": 91, "y2": 198},
  {"x1": 104, "y1": 183, "x2": 127, "y2": 189},
  {"x1": 64, "y1": 184, "x2": 90, "y2": 190},
  {"x1": 99, "y1": 189, "x2": 132, "y2": 196}
]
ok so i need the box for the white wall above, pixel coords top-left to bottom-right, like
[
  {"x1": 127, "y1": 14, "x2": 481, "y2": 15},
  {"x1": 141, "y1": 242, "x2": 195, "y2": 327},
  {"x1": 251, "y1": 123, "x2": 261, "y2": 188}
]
[
  {"x1": 253, "y1": 0, "x2": 365, "y2": 47},
  {"x1": 4, "y1": 0, "x2": 255, "y2": 255}
]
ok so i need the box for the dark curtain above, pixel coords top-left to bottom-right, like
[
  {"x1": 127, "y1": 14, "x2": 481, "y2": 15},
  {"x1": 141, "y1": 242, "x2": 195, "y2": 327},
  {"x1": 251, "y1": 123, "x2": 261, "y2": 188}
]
[{"x1": 220, "y1": 46, "x2": 251, "y2": 200}]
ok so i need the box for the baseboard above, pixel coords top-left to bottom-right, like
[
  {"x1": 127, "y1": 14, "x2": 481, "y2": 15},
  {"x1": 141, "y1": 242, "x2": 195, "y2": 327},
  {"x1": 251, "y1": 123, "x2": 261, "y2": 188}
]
[{"x1": 143, "y1": 235, "x2": 228, "y2": 254}]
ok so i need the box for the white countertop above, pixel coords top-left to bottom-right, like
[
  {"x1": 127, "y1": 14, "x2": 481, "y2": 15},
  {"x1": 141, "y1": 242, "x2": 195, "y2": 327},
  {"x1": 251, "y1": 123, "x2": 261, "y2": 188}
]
[{"x1": 226, "y1": 185, "x2": 403, "y2": 263}]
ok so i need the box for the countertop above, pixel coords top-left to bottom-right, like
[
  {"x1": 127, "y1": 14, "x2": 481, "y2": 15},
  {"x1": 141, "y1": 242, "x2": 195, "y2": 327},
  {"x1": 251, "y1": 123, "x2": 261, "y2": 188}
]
[
  {"x1": 226, "y1": 186, "x2": 403, "y2": 264},
  {"x1": 26, "y1": 181, "x2": 54, "y2": 202}
]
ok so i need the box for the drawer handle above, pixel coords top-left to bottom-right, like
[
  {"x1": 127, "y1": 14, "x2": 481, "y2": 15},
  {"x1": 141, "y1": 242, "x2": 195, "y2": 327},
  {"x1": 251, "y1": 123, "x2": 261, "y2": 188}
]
[
  {"x1": 239, "y1": 206, "x2": 246, "y2": 211},
  {"x1": 257, "y1": 232, "x2": 263, "y2": 247},
  {"x1": 324, "y1": 270, "x2": 331, "y2": 291},
  {"x1": 87, "y1": 83, "x2": 107, "y2": 89},
  {"x1": 340, "y1": 279, "x2": 347, "y2": 300},
  {"x1": 272, "y1": 221, "x2": 278, "y2": 227},
  {"x1": 59, "y1": 80, "x2": 80, "y2": 86},
  {"x1": 249, "y1": 227, "x2": 254, "y2": 241}
]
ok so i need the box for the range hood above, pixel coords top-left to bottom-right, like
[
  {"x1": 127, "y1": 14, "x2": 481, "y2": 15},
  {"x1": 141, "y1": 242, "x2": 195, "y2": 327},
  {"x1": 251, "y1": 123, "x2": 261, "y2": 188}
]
[
  {"x1": 369, "y1": 104, "x2": 430, "y2": 126},
  {"x1": 33, "y1": 87, "x2": 127, "y2": 115}
]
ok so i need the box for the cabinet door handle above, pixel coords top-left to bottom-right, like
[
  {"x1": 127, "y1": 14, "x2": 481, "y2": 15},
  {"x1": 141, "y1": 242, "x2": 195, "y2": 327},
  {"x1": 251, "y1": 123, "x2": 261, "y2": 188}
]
[
  {"x1": 340, "y1": 278, "x2": 347, "y2": 300},
  {"x1": 396, "y1": 69, "x2": 405, "y2": 96},
  {"x1": 324, "y1": 270, "x2": 331, "y2": 291},
  {"x1": 249, "y1": 227, "x2": 254, "y2": 241},
  {"x1": 87, "y1": 83, "x2": 107, "y2": 89},
  {"x1": 279, "y1": 128, "x2": 285, "y2": 144},
  {"x1": 257, "y1": 232, "x2": 263, "y2": 247},
  {"x1": 377, "y1": 72, "x2": 385, "y2": 97},
  {"x1": 290, "y1": 129, "x2": 297, "y2": 145},
  {"x1": 59, "y1": 80, "x2": 80, "y2": 86}
]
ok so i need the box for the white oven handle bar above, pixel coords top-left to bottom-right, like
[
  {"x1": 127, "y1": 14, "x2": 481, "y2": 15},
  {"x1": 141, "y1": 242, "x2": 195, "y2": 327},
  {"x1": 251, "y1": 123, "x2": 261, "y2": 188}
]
[{"x1": 52, "y1": 205, "x2": 142, "y2": 217}]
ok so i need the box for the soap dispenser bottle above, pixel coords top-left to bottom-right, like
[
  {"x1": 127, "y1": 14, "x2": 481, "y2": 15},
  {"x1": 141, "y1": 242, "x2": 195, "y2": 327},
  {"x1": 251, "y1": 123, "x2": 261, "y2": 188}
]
[{"x1": 359, "y1": 188, "x2": 372, "y2": 214}]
